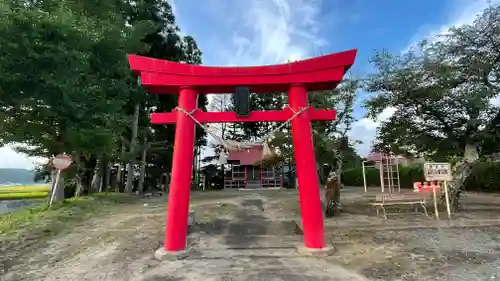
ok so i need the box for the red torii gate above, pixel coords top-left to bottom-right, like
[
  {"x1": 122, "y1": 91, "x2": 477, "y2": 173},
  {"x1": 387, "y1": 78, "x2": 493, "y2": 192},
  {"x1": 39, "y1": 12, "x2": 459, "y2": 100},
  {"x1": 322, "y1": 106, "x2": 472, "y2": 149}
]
[{"x1": 128, "y1": 49, "x2": 357, "y2": 254}]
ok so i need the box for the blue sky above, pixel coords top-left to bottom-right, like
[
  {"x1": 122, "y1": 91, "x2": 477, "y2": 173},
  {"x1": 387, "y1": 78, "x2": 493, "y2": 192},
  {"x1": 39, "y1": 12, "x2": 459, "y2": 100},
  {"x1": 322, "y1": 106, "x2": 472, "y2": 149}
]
[
  {"x1": 168, "y1": 0, "x2": 496, "y2": 157},
  {"x1": 0, "y1": 0, "x2": 496, "y2": 169}
]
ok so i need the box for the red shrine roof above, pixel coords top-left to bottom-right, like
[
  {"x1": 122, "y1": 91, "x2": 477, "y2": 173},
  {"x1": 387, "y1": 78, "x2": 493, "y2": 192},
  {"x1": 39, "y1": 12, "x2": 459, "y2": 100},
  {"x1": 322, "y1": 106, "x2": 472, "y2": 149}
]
[
  {"x1": 367, "y1": 152, "x2": 388, "y2": 161},
  {"x1": 227, "y1": 146, "x2": 263, "y2": 165}
]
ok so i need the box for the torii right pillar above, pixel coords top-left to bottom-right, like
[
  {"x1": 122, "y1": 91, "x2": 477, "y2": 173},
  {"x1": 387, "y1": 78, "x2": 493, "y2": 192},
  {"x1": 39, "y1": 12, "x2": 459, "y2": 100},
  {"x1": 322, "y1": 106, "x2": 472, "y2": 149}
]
[{"x1": 288, "y1": 83, "x2": 326, "y2": 249}]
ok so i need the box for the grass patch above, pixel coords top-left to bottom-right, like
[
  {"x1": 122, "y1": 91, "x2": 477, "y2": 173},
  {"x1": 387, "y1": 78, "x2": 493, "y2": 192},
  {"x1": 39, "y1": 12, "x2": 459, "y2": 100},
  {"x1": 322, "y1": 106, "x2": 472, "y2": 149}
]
[{"x1": 0, "y1": 192, "x2": 137, "y2": 236}]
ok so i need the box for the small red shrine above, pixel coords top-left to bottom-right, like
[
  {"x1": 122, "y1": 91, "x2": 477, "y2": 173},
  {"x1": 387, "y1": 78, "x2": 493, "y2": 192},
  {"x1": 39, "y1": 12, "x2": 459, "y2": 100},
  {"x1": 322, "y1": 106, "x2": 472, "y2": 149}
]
[{"x1": 225, "y1": 146, "x2": 283, "y2": 189}]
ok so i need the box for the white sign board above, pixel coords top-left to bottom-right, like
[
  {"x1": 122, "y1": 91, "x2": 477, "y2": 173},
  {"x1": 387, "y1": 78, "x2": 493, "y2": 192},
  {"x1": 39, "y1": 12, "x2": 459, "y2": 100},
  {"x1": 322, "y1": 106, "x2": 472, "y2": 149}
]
[
  {"x1": 424, "y1": 162, "x2": 453, "y2": 181},
  {"x1": 52, "y1": 154, "x2": 72, "y2": 170}
]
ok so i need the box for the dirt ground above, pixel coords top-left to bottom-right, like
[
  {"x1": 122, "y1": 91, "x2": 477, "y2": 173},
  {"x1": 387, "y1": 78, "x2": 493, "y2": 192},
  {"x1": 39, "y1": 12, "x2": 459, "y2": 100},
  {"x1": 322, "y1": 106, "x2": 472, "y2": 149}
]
[{"x1": 2, "y1": 187, "x2": 500, "y2": 281}]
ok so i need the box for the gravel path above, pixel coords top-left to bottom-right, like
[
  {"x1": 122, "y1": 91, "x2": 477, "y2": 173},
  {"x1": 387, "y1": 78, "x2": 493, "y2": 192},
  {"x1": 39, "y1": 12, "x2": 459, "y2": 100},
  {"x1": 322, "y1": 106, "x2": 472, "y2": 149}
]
[
  {"x1": 371, "y1": 228, "x2": 500, "y2": 281},
  {"x1": 3, "y1": 188, "x2": 500, "y2": 280},
  {"x1": 1, "y1": 191, "x2": 370, "y2": 281},
  {"x1": 144, "y1": 193, "x2": 370, "y2": 281}
]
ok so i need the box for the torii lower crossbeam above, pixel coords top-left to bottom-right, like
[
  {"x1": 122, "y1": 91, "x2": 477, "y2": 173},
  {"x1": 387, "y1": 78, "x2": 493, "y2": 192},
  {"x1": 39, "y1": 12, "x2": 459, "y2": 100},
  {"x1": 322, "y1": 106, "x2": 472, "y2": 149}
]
[{"x1": 151, "y1": 108, "x2": 336, "y2": 124}]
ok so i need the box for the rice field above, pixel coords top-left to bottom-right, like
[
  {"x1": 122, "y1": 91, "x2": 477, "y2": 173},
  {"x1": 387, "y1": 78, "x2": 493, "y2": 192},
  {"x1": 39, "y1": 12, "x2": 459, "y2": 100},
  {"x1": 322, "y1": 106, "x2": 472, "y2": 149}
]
[{"x1": 0, "y1": 185, "x2": 50, "y2": 200}]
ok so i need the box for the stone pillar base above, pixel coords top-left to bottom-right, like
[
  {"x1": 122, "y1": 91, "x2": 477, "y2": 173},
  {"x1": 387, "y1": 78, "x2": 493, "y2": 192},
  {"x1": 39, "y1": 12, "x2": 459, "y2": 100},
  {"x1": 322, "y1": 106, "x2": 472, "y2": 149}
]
[
  {"x1": 154, "y1": 247, "x2": 190, "y2": 261},
  {"x1": 295, "y1": 245, "x2": 335, "y2": 257}
]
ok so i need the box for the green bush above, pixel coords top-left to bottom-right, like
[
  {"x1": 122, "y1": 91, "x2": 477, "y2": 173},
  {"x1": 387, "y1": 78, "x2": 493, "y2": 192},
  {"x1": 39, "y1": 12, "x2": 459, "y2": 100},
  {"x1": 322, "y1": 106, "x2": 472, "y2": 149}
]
[
  {"x1": 342, "y1": 161, "x2": 500, "y2": 193},
  {"x1": 398, "y1": 164, "x2": 425, "y2": 188},
  {"x1": 342, "y1": 167, "x2": 380, "y2": 186},
  {"x1": 464, "y1": 161, "x2": 500, "y2": 192}
]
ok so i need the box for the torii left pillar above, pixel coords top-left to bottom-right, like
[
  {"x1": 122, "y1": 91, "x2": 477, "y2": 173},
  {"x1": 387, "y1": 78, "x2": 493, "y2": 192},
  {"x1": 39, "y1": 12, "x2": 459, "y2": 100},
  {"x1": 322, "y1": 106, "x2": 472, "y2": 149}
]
[{"x1": 163, "y1": 86, "x2": 198, "y2": 252}]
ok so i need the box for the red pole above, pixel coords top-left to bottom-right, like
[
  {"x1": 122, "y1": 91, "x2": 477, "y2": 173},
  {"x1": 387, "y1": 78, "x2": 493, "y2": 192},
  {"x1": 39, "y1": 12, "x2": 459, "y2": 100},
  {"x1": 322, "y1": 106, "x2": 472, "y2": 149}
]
[
  {"x1": 288, "y1": 83, "x2": 325, "y2": 249},
  {"x1": 164, "y1": 86, "x2": 198, "y2": 252}
]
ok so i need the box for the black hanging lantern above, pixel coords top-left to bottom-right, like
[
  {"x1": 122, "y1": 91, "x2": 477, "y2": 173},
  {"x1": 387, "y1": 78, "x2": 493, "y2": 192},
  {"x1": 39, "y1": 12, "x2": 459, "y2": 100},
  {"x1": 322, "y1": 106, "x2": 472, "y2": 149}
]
[{"x1": 234, "y1": 87, "x2": 250, "y2": 117}]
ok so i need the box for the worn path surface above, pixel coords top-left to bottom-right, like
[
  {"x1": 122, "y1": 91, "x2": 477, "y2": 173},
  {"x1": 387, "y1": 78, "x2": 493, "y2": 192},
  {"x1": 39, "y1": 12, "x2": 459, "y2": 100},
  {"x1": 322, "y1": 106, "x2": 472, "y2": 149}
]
[
  {"x1": 1, "y1": 191, "x2": 369, "y2": 281},
  {"x1": 6, "y1": 188, "x2": 499, "y2": 280},
  {"x1": 145, "y1": 194, "x2": 369, "y2": 281}
]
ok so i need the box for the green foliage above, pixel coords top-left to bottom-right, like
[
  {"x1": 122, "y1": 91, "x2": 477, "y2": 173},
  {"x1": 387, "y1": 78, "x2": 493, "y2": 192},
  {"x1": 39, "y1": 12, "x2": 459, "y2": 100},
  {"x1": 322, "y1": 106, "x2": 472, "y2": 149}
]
[
  {"x1": 0, "y1": 0, "x2": 206, "y2": 194},
  {"x1": 342, "y1": 166, "x2": 381, "y2": 187},
  {"x1": 342, "y1": 162, "x2": 500, "y2": 193},
  {"x1": 397, "y1": 164, "x2": 426, "y2": 189},
  {"x1": 363, "y1": 5, "x2": 500, "y2": 210},
  {"x1": 0, "y1": 1, "x2": 132, "y2": 157},
  {"x1": 199, "y1": 164, "x2": 224, "y2": 190},
  {"x1": 464, "y1": 161, "x2": 500, "y2": 192},
  {"x1": 364, "y1": 5, "x2": 500, "y2": 159},
  {"x1": 248, "y1": 80, "x2": 360, "y2": 168},
  {"x1": 232, "y1": 93, "x2": 287, "y2": 140}
]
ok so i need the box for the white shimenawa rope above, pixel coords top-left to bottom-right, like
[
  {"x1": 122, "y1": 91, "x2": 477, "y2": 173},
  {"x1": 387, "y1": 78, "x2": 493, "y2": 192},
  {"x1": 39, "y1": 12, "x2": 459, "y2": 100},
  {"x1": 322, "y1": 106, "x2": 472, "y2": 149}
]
[{"x1": 174, "y1": 106, "x2": 310, "y2": 151}]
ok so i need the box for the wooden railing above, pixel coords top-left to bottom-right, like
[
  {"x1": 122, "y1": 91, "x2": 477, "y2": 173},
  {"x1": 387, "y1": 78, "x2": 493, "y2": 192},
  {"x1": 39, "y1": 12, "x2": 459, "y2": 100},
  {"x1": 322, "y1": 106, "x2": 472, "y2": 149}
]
[
  {"x1": 224, "y1": 178, "x2": 246, "y2": 189},
  {"x1": 261, "y1": 177, "x2": 283, "y2": 188},
  {"x1": 224, "y1": 176, "x2": 283, "y2": 188}
]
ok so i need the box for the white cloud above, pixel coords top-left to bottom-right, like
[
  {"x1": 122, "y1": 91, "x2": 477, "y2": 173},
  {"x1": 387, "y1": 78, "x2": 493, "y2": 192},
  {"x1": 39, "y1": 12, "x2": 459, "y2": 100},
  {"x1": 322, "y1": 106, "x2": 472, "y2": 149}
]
[
  {"x1": 348, "y1": 107, "x2": 396, "y2": 156},
  {"x1": 404, "y1": 0, "x2": 500, "y2": 52},
  {"x1": 0, "y1": 146, "x2": 44, "y2": 170},
  {"x1": 168, "y1": 0, "x2": 177, "y2": 14},
  {"x1": 492, "y1": 96, "x2": 500, "y2": 106},
  {"x1": 350, "y1": 0, "x2": 499, "y2": 156},
  {"x1": 204, "y1": 0, "x2": 326, "y2": 108},
  {"x1": 221, "y1": 0, "x2": 326, "y2": 66},
  {"x1": 201, "y1": 0, "x2": 327, "y2": 160}
]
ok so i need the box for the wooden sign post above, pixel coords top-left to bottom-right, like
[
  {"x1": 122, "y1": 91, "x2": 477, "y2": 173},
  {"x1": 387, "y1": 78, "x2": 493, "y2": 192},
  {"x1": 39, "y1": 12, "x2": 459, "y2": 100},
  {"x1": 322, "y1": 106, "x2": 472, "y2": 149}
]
[
  {"x1": 424, "y1": 162, "x2": 453, "y2": 220},
  {"x1": 443, "y1": 181, "x2": 451, "y2": 220},
  {"x1": 49, "y1": 154, "x2": 73, "y2": 206}
]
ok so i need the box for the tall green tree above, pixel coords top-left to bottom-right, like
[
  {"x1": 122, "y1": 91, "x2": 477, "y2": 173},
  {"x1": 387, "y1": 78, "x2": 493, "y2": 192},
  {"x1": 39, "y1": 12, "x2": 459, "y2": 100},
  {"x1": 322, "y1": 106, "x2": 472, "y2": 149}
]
[
  {"x1": 364, "y1": 5, "x2": 500, "y2": 211},
  {"x1": 122, "y1": 0, "x2": 207, "y2": 191},
  {"x1": 0, "y1": 0, "x2": 206, "y2": 195},
  {"x1": 0, "y1": 1, "x2": 135, "y2": 193}
]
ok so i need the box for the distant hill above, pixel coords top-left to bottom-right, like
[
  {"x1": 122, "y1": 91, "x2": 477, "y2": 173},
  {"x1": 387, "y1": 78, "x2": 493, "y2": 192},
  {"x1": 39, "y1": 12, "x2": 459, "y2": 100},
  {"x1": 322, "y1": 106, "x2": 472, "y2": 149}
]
[{"x1": 0, "y1": 169, "x2": 38, "y2": 185}]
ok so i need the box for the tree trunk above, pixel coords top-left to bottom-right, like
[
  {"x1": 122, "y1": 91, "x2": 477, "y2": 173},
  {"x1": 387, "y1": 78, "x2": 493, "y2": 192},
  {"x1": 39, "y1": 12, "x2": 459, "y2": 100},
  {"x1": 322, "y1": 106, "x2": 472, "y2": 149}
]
[
  {"x1": 220, "y1": 124, "x2": 226, "y2": 189},
  {"x1": 193, "y1": 148, "x2": 198, "y2": 189},
  {"x1": 335, "y1": 150, "x2": 344, "y2": 199},
  {"x1": 323, "y1": 137, "x2": 345, "y2": 217},
  {"x1": 126, "y1": 103, "x2": 140, "y2": 193},
  {"x1": 324, "y1": 169, "x2": 341, "y2": 217},
  {"x1": 90, "y1": 158, "x2": 102, "y2": 192},
  {"x1": 137, "y1": 131, "x2": 147, "y2": 194},
  {"x1": 105, "y1": 162, "x2": 111, "y2": 192},
  {"x1": 336, "y1": 154, "x2": 344, "y2": 186},
  {"x1": 74, "y1": 153, "x2": 85, "y2": 197},
  {"x1": 115, "y1": 140, "x2": 125, "y2": 192},
  {"x1": 100, "y1": 155, "x2": 109, "y2": 192},
  {"x1": 446, "y1": 143, "x2": 479, "y2": 212},
  {"x1": 318, "y1": 163, "x2": 325, "y2": 184}
]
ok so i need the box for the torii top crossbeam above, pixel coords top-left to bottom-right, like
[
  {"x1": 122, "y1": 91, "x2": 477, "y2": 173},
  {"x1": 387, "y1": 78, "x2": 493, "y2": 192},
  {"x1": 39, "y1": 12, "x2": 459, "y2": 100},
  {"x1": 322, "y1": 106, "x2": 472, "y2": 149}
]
[
  {"x1": 128, "y1": 49, "x2": 357, "y2": 94},
  {"x1": 129, "y1": 49, "x2": 357, "y2": 124}
]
